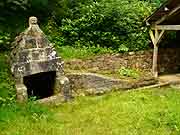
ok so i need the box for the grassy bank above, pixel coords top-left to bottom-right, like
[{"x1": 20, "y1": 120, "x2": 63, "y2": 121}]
[
  {"x1": 56, "y1": 46, "x2": 113, "y2": 60},
  {"x1": 1, "y1": 87, "x2": 180, "y2": 135}
]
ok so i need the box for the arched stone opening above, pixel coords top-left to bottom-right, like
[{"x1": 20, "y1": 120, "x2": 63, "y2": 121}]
[{"x1": 23, "y1": 71, "x2": 56, "y2": 99}]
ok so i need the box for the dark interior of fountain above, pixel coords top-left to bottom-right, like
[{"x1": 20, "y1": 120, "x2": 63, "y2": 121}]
[{"x1": 23, "y1": 71, "x2": 56, "y2": 99}]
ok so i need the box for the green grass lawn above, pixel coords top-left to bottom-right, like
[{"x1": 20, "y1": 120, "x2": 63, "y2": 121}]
[
  {"x1": 1, "y1": 87, "x2": 180, "y2": 135},
  {"x1": 1, "y1": 52, "x2": 180, "y2": 135}
]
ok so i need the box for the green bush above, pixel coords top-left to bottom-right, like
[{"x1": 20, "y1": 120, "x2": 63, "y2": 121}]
[
  {"x1": 118, "y1": 67, "x2": 140, "y2": 79},
  {"x1": 0, "y1": 0, "x2": 51, "y2": 32},
  {"x1": 60, "y1": 0, "x2": 157, "y2": 52},
  {"x1": 0, "y1": 0, "x2": 166, "y2": 52},
  {"x1": 0, "y1": 53, "x2": 16, "y2": 106},
  {"x1": 0, "y1": 32, "x2": 12, "y2": 51}
]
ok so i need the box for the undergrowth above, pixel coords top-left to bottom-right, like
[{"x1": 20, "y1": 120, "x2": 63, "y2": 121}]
[
  {"x1": 0, "y1": 53, "x2": 16, "y2": 106},
  {"x1": 56, "y1": 46, "x2": 113, "y2": 60},
  {"x1": 118, "y1": 67, "x2": 141, "y2": 79}
]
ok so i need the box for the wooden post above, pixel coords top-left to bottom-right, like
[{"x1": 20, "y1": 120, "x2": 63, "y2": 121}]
[
  {"x1": 152, "y1": 44, "x2": 158, "y2": 78},
  {"x1": 153, "y1": 29, "x2": 159, "y2": 78},
  {"x1": 149, "y1": 29, "x2": 165, "y2": 78}
]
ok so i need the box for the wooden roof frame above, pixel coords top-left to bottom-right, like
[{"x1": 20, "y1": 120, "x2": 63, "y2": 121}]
[{"x1": 146, "y1": 0, "x2": 180, "y2": 78}]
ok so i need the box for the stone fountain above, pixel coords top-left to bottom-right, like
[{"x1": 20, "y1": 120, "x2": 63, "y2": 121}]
[{"x1": 11, "y1": 17, "x2": 71, "y2": 102}]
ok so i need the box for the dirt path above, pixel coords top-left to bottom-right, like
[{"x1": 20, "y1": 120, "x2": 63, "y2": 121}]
[{"x1": 159, "y1": 74, "x2": 180, "y2": 84}]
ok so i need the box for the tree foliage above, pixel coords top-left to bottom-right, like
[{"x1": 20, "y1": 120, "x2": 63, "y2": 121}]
[
  {"x1": 0, "y1": 0, "x2": 49, "y2": 32},
  {"x1": 0, "y1": 0, "x2": 166, "y2": 51},
  {"x1": 58, "y1": 0, "x2": 159, "y2": 51}
]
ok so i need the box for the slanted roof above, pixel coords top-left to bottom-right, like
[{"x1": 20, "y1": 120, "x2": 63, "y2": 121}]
[{"x1": 146, "y1": 0, "x2": 180, "y2": 25}]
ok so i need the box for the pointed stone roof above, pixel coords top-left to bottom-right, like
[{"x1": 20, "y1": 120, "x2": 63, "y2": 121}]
[{"x1": 11, "y1": 17, "x2": 64, "y2": 78}]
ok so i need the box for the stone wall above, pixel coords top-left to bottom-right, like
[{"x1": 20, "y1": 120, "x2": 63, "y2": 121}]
[
  {"x1": 65, "y1": 48, "x2": 180, "y2": 75},
  {"x1": 65, "y1": 51, "x2": 152, "y2": 73}
]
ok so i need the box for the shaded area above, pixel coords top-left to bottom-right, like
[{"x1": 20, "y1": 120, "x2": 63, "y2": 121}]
[
  {"x1": 158, "y1": 48, "x2": 180, "y2": 75},
  {"x1": 158, "y1": 31, "x2": 180, "y2": 75},
  {"x1": 23, "y1": 71, "x2": 56, "y2": 99}
]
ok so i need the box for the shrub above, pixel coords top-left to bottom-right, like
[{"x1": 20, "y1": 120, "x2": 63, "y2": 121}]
[
  {"x1": 0, "y1": 0, "x2": 166, "y2": 52},
  {"x1": 60, "y1": 0, "x2": 157, "y2": 52},
  {"x1": 118, "y1": 67, "x2": 140, "y2": 79},
  {"x1": 0, "y1": 53, "x2": 16, "y2": 106},
  {"x1": 0, "y1": 32, "x2": 11, "y2": 51}
]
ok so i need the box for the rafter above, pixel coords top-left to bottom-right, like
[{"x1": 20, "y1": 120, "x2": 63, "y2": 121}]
[
  {"x1": 152, "y1": 25, "x2": 180, "y2": 31},
  {"x1": 155, "y1": 5, "x2": 180, "y2": 25}
]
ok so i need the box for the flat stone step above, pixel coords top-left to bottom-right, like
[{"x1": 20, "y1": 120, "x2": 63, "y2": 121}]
[{"x1": 67, "y1": 72, "x2": 157, "y2": 95}]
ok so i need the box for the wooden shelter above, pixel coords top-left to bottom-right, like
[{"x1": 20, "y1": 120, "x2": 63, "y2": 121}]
[{"x1": 146, "y1": 0, "x2": 180, "y2": 78}]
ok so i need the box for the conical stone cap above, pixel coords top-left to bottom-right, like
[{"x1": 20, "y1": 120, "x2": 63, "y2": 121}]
[{"x1": 11, "y1": 17, "x2": 64, "y2": 78}]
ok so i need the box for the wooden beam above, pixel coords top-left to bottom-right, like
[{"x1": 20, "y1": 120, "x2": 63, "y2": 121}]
[
  {"x1": 155, "y1": 5, "x2": 180, "y2": 25},
  {"x1": 156, "y1": 30, "x2": 165, "y2": 45},
  {"x1": 149, "y1": 29, "x2": 165, "y2": 78},
  {"x1": 152, "y1": 44, "x2": 158, "y2": 78},
  {"x1": 152, "y1": 28, "x2": 159, "y2": 78},
  {"x1": 155, "y1": 29, "x2": 159, "y2": 42},
  {"x1": 152, "y1": 25, "x2": 180, "y2": 30},
  {"x1": 149, "y1": 30, "x2": 155, "y2": 45},
  {"x1": 149, "y1": 29, "x2": 165, "y2": 45}
]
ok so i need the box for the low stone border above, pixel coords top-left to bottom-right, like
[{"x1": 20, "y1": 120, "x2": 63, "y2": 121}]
[
  {"x1": 35, "y1": 73, "x2": 157, "y2": 104},
  {"x1": 36, "y1": 94, "x2": 65, "y2": 105},
  {"x1": 67, "y1": 73, "x2": 158, "y2": 95},
  {"x1": 36, "y1": 94, "x2": 74, "y2": 105},
  {"x1": 130, "y1": 82, "x2": 170, "y2": 92}
]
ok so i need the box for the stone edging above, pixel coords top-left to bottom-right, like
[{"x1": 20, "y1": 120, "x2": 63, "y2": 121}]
[{"x1": 67, "y1": 72, "x2": 157, "y2": 95}]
